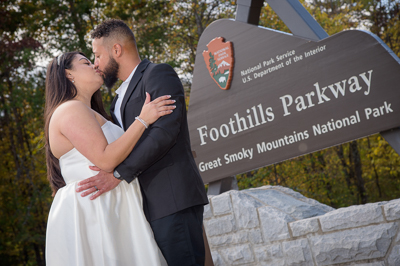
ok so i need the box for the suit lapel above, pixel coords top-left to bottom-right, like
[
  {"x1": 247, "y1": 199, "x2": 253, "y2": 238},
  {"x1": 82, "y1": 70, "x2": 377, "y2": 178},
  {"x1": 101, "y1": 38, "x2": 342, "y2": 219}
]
[
  {"x1": 109, "y1": 95, "x2": 121, "y2": 127},
  {"x1": 120, "y1": 59, "x2": 151, "y2": 128}
]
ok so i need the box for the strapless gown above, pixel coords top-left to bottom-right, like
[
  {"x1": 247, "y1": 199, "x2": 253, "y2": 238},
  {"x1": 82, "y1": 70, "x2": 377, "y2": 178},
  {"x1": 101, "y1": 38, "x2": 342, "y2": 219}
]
[{"x1": 45, "y1": 121, "x2": 167, "y2": 266}]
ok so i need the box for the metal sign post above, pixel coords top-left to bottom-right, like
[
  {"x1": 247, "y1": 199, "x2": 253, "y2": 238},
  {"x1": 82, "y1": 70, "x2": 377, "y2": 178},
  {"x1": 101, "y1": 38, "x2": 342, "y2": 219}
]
[{"x1": 236, "y1": 0, "x2": 329, "y2": 41}]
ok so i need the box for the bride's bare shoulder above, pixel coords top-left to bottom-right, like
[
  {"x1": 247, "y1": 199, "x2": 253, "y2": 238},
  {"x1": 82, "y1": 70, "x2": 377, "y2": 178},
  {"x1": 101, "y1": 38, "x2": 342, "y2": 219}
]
[
  {"x1": 51, "y1": 100, "x2": 95, "y2": 125},
  {"x1": 55, "y1": 100, "x2": 89, "y2": 111}
]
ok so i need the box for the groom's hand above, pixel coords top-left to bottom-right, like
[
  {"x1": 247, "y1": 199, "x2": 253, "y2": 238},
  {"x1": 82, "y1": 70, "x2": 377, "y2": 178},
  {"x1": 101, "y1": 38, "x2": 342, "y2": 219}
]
[{"x1": 76, "y1": 166, "x2": 121, "y2": 200}]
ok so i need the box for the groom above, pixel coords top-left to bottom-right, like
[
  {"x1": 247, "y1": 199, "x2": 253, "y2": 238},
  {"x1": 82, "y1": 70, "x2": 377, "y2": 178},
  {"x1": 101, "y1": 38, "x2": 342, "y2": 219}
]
[{"x1": 76, "y1": 19, "x2": 209, "y2": 265}]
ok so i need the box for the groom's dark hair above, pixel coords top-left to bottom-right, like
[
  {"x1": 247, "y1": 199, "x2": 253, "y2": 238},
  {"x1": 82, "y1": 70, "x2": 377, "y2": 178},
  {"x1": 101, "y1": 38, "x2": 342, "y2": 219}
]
[{"x1": 91, "y1": 19, "x2": 136, "y2": 46}]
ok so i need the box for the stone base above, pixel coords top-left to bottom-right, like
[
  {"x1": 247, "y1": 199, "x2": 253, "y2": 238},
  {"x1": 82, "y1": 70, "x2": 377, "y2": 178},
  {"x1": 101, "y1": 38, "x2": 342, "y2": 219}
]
[{"x1": 203, "y1": 185, "x2": 400, "y2": 266}]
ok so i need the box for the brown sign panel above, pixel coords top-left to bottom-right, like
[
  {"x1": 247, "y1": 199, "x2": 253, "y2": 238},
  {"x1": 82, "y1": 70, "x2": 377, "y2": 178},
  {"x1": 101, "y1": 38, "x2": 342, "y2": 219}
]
[{"x1": 188, "y1": 19, "x2": 400, "y2": 184}]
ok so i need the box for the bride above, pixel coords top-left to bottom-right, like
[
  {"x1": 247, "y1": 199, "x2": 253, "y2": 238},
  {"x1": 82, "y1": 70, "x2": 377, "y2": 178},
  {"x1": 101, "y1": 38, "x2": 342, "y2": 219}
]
[{"x1": 44, "y1": 51, "x2": 174, "y2": 265}]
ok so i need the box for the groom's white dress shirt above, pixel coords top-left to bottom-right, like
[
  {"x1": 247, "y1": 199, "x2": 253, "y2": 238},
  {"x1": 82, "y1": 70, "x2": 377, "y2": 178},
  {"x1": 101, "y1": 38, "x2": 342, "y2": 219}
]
[{"x1": 114, "y1": 66, "x2": 138, "y2": 130}]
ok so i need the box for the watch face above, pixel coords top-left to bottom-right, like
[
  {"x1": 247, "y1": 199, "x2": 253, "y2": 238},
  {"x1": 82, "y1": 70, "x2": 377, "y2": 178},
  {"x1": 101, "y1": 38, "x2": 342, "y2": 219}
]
[{"x1": 114, "y1": 170, "x2": 121, "y2": 179}]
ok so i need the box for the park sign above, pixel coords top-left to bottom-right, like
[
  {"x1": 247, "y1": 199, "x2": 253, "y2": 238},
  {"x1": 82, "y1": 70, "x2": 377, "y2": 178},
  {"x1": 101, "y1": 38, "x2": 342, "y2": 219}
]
[{"x1": 188, "y1": 19, "x2": 400, "y2": 184}]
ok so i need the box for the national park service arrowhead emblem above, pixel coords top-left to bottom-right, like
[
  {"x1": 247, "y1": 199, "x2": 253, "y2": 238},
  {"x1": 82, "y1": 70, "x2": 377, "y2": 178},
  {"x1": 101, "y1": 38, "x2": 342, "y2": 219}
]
[{"x1": 203, "y1": 37, "x2": 234, "y2": 90}]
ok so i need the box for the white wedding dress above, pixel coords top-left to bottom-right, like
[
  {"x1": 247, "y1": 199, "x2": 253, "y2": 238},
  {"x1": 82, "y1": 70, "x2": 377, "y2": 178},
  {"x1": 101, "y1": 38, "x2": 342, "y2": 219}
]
[{"x1": 46, "y1": 121, "x2": 167, "y2": 266}]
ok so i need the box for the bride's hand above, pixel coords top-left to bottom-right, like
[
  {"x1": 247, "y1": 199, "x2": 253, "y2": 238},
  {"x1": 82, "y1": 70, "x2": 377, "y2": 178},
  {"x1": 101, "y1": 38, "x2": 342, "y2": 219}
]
[{"x1": 138, "y1": 92, "x2": 176, "y2": 126}]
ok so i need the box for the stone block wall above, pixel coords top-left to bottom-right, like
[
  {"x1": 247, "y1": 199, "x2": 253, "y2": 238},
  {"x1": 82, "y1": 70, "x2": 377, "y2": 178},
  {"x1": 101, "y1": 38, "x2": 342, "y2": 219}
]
[{"x1": 204, "y1": 185, "x2": 400, "y2": 265}]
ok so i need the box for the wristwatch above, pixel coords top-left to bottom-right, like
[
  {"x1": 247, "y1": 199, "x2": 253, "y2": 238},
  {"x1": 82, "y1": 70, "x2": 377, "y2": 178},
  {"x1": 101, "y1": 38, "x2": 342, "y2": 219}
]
[{"x1": 113, "y1": 170, "x2": 123, "y2": 180}]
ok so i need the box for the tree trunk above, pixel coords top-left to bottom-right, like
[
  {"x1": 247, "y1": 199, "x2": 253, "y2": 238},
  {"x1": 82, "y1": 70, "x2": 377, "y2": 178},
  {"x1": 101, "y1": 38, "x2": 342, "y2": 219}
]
[
  {"x1": 350, "y1": 141, "x2": 367, "y2": 204},
  {"x1": 334, "y1": 144, "x2": 354, "y2": 195},
  {"x1": 367, "y1": 137, "x2": 382, "y2": 198}
]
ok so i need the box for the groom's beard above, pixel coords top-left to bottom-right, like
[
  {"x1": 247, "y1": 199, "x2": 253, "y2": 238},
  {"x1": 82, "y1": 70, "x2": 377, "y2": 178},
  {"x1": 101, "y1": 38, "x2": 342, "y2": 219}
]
[{"x1": 103, "y1": 56, "x2": 119, "y2": 89}]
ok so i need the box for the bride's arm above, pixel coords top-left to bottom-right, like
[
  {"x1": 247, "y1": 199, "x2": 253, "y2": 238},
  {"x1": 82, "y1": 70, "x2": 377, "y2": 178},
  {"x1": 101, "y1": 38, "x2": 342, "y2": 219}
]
[{"x1": 53, "y1": 94, "x2": 175, "y2": 172}]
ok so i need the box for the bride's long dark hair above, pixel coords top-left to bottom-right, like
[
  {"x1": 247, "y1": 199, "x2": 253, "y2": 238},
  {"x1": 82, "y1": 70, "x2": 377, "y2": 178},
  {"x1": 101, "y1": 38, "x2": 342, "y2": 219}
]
[{"x1": 44, "y1": 52, "x2": 111, "y2": 196}]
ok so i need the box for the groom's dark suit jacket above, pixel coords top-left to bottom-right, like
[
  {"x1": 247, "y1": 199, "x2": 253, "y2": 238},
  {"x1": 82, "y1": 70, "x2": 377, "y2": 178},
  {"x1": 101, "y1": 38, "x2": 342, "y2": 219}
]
[{"x1": 110, "y1": 59, "x2": 208, "y2": 222}]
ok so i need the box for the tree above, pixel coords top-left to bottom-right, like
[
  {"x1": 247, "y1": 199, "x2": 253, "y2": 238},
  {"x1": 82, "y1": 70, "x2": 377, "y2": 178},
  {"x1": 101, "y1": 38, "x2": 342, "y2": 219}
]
[
  {"x1": 208, "y1": 52, "x2": 218, "y2": 75},
  {"x1": 0, "y1": 0, "x2": 109, "y2": 264},
  {"x1": 0, "y1": 1, "x2": 48, "y2": 264}
]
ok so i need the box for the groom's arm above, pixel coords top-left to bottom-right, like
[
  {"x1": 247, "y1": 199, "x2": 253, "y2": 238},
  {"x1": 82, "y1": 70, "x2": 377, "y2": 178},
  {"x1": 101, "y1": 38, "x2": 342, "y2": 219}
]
[{"x1": 115, "y1": 63, "x2": 184, "y2": 183}]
